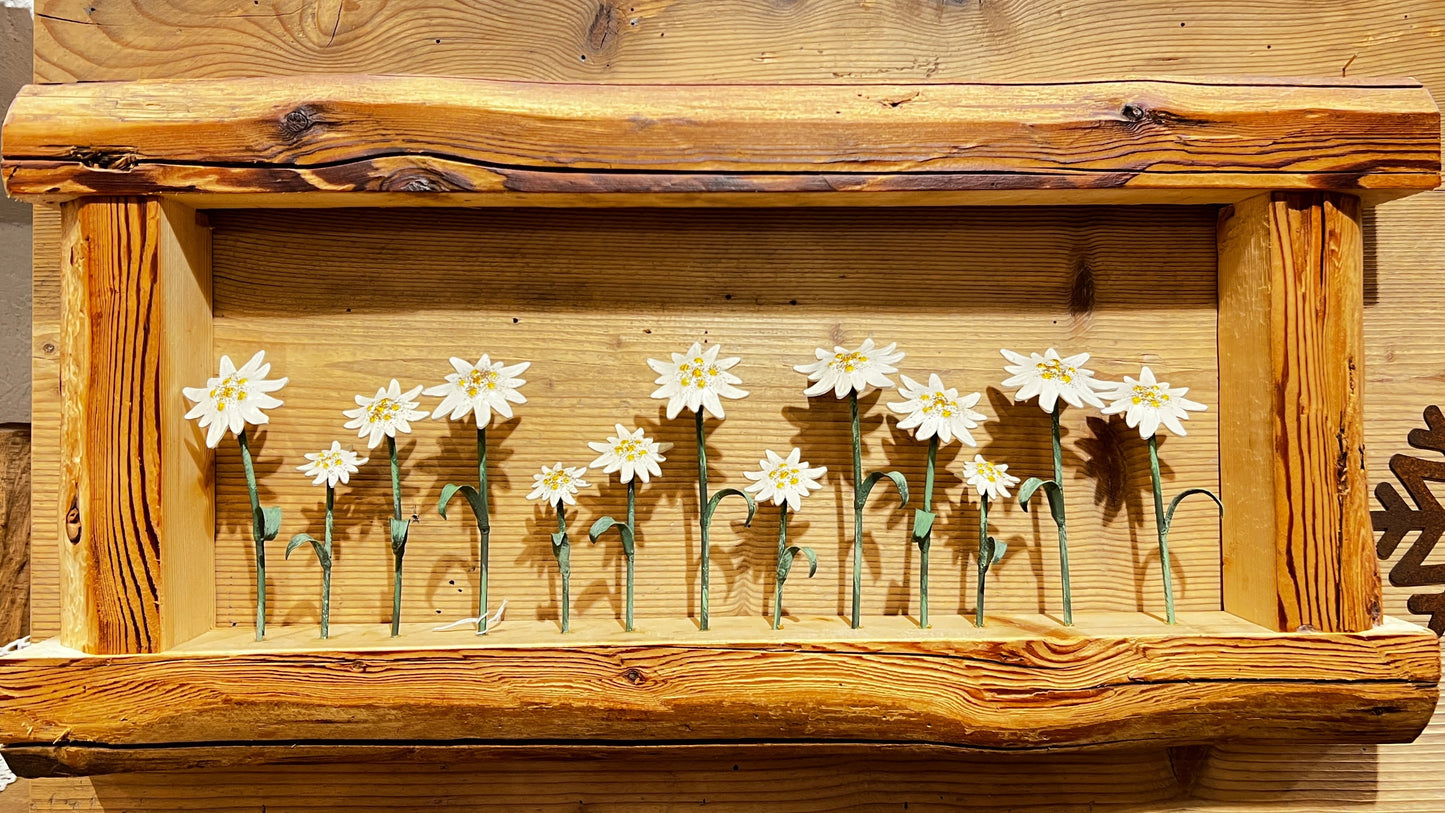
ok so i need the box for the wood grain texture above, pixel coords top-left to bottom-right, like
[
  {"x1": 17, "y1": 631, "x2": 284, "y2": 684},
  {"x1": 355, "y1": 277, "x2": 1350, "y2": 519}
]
[
  {"x1": 1, "y1": 76, "x2": 1438, "y2": 203},
  {"x1": 29, "y1": 206, "x2": 60, "y2": 642},
  {"x1": 57, "y1": 199, "x2": 213, "y2": 654},
  {"x1": 0, "y1": 426, "x2": 27, "y2": 644},
  {"x1": 1217, "y1": 192, "x2": 1379, "y2": 633},
  {"x1": 0, "y1": 613, "x2": 1435, "y2": 756},
  {"x1": 205, "y1": 205, "x2": 1222, "y2": 628}
]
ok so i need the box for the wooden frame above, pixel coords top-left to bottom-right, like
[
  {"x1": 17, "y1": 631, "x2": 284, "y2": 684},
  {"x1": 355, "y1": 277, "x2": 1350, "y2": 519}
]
[{"x1": 1, "y1": 74, "x2": 1440, "y2": 776}]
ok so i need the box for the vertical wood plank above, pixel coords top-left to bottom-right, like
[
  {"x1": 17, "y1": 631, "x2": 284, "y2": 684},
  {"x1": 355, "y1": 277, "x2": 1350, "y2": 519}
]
[
  {"x1": 0, "y1": 426, "x2": 28, "y2": 645},
  {"x1": 58, "y1": 197, "x2": 212, "y2": 654},
  {"x1": 1218, "y1": 192, "x2": 1378, "y2": 633}
]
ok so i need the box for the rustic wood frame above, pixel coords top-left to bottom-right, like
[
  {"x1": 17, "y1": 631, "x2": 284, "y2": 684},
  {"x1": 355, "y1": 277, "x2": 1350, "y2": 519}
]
[{"x1": 1, "y1": 74, "x2": 1441, "y2": 775}]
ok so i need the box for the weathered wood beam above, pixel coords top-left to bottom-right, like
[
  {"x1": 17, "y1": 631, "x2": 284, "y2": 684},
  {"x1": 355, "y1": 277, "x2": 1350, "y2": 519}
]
[
  {"x1": 0, "y1": 616, "x2": 1435, "y2": 751},
  {"x1": 1218, "y1": 192, "x2": 1380, "y2": 633},
  {"x1": 56, "y1": 197, "x2": 212, "y2": 654},
  {"x1": 2, "y1": 76, "x2": 1438, "y2": 204}
]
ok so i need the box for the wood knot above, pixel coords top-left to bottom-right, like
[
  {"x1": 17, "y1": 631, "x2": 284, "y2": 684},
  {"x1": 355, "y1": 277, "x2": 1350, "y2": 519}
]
[
  {"x1": 623, "y1": 668, "x2": 646, "y2": 685},
  {"x1": 587, "y1": 3, "x2": 620, "y2": 53},
  {"x1": 65, "y1": 496, "x2": 81, "y2": 544},
  {"x1": 67, "y1": 146, "x2": 139, "y2": 172},
  {"x1": 278, "y1": 105, "x2": 324, "y2": 143},
  {"x1": 1121, "y1": 103, "x2": 1146, "y2": 122}
]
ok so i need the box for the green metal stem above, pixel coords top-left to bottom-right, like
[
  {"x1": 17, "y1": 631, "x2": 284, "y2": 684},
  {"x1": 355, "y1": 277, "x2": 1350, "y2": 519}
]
[
  {"x1": 773, "y1": 508, "x2": 789, "y2": 630},
  {"x1": 237, "y1": 428, "x2": 265, "y2": 641},
  {"x1": 696, "y1": 409, "x2": 711, "y2": 631},
  {"x1": 322, "y1": 484, "x2": 333, "y2": 639},
  {"x1": 477, "y1": 424, "x2": 491, "y2": 634},
  {"x1": 557, "y1": 504, "x2": 570, "y2": 634},
  {"x1": 919, "y1": 434, "x2": 937, "y2": 629},
  {"x1": 626, "y1": 478, "x2": 636, "y2": 633},
  {"x1": 1051, "y1": 403, "x2": 1072, "y2": 626},
  {"x1": 977, "y1": 495, "x2": 989, "y2": 628},
  {"x1": 850, "y1": 390, "x2": 864, "y2": 630},
  {"x1": 1149, "y1": 434, "x2": 1175, "y2": 624},
  {"x1": 388, "y1": 434, "x2": 403, "y2": 637}
]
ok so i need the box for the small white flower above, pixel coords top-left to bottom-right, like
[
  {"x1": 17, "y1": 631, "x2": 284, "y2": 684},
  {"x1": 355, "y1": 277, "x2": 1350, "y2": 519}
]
[
  {"x1": 743, "y1": 448, "x2": 828, "y2": 513},
  {"x1": 794, "y1": 337, "x2": 904, "y2": 398},
  {"x1": 1000, "y1": 348, "x2": 1107, "y2": 413},
  {"x1": 182, "y1": 350, "x2": 288, "y2": 448},
  {"x1": 424, "y1": 355, "x2": 530, "y2": 425},
  {"x1": 888, "y1": 373, "x2": 984, "y2": 446},
  {"x1": 342, "y1": 379, "x2": 429, "y2": 449},
  {"x1": 588, "y1": 424, "x2": 671, "y2": 484},
  {"x1": 297, "y1": 440, "x2": 368, "y2": 488},
  {"x1": 1099, "y1": 365, "x2": 1206, "y2": 439},
  {"x1": 648, "y1": 341, "x2": 747, "y2": 420},
  {"x1": 526, "y1": 463, "x2": 591, "y2": 507},
  {"x1": 963, "y1": 454, "x2": 1021, "y2": 501}
]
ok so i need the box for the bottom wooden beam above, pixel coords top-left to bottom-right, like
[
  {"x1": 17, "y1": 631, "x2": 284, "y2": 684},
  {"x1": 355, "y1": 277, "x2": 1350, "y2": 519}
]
[{"x1": 0, "y1": 612, "x2": 1435, "y2": 771}]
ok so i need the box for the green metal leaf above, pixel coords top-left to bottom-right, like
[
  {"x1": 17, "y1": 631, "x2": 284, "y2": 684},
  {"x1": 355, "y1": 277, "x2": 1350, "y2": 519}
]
[
  {"x1": 706, "y1": 487, "x2": 758, "y2": 529},
  {"x1": 980, "y1": 535, "x2": 1007, "y2": 568},
  {"x1": 589, "y1": 516, "x2": 618, "y2": 543},
  {"x1": 552, "y1": 534, "x2": 571, "y2": 576},
  {"x1": 1165, "y1": 487, "x2": 1224, "y2": 530},
  {"x1": 389, "y1": 517, "x2": 410, "y2": 555},
  {"x1": 257, "y1": 505, "x2": 282, "y2": 542},
  {"x1": 285, "y1": 533, "x2": 315, "y2": 559},
  {"x1": 861, "y1": 470, "x2": 910, "y2": 508},
  {"x1": 438, "y1": 482, "x2": 485, "y2": 523},
  {"x1": 792, "y1": 545, "x2": 818, "y2": 578},
  {"x1": 551, "y1": 530, "x2": 570, "y2": 550},
  {"x1": 912, "y1": 509, "x2": 935, "y2": 547},
  {"x1": 1018, "y1": 477, "x2": 1065, "y2": 525},
  {"x1": 589, "y1": 516, "x2": 636, "y2": 557}
]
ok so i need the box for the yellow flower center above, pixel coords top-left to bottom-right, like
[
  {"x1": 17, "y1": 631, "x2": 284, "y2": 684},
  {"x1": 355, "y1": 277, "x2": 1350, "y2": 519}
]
[
  {"x1": 677, "y1": 356, "x2": 721, "y2": 390},
  {"x1": 366, "y1": 397, "x2": 401, "y2": 424},
  {"x1": 543, "y1": 470, "x2": 573, "y2": 491},
  {"x1": 463, "y1": 368, "x2": 500, "y2": 398},
  {"x1": 921, "y1": 390, "x2": 958, "y2": 418},
  {"x1": 1037, "y1": 359, "x2": 1075, "y2": 384},
  {"x1": 1130, "y1": 384, "x2": 1169, "y2": 409},
  {"x1": 614, "y1": 437, "x2": 649, "y2": 462},
  {"x1": 976, "y1": 461, "x2": 1000, "y2": 483},
  {"x1": 830, "y1": 350, "x2": 868, "y2": 374},
  {"x1": 769, "y1": 464, "x2": 802, "y2": 487},
  {"x1": 315, "y1": 450, "x2": 342, "y2": 471},
  {"x1": 208, "y1": 374, "x2": 249, "y2": 411}
]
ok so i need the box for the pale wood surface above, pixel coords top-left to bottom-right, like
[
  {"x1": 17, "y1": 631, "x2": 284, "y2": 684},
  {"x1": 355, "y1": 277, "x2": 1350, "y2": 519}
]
[
  {"x1": 0, "y1": 614, "x2": 1434, "y2": 754},
  {"x1": 21, "y1": 0, "x2": 1445, "y2": 809},
  {"x1": 2, "y1": 76, "x2": 1438, "y2": 203},
  {"x1": 205, "y1": 205, "x2": 1221, "y2": 629}
]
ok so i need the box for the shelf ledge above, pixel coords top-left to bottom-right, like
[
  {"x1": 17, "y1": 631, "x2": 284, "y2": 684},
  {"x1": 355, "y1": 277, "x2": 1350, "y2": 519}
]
[
  {"x1": 2, "y1": 75, "x2": 1439, "y2": 206},
  {"x1": 0, "y1": 612, "x2": 1436, "y2": 775}
]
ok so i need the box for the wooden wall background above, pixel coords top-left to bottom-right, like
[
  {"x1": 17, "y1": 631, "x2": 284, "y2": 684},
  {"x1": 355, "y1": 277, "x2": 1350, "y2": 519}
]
[{"x1": 17, "y1": 0, "x2": 1445, "y2": 809}]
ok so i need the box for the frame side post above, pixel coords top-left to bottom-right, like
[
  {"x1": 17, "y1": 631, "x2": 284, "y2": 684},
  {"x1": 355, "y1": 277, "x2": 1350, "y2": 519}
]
[
  {"x1": 1218, "y1": 192, "x2": 1379, "y2": 633},
  {"x1": 58, "y1": 197, "x2": 213, "y2": 654}
]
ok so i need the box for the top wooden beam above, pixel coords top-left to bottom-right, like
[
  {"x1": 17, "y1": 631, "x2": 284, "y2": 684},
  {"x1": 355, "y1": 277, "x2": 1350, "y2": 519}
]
[{"x1": 2, "y1": 75, "x2": 1439, "y2": 206}]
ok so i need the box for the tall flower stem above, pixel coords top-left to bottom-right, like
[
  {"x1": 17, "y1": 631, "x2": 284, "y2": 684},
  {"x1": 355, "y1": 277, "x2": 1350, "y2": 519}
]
[
  {"x1": 976, "y1": 495, "x2": 990, "y2": 628},
  {"x1": 322, "y1": 485, "x2": 333, "y2": 639},
  {"x1": 1050, "y1": 403, "x2": 1072, "y2": 626},
  {"x1": 773, "y1": 508, "x2": 790, "y2": 630},
  {"x1": 557, "y1": 504, "x2": 570, "y2": 634},
  {"x1": 1148, "y1": 435, "x2": 1175, "y2": 624},
  {"x1": 695, "y1": 409, "x2": 712, "y2": 631},
  {"x1": 625, "y1": 479, "x2": 636, "y2": 632},
  {"x1": 850, "y1": 391, "x2": 864, "y2": 629},
  {"x1": 476, "y1": 425, "x2": 492, "y2": 634},
  {"x1": 238, "y1": 428, "x2": 265, "y2": 641},
  {"x1": 388, "y1": 435, "x2": 404, "y2": 637},
  {"x1": 919, "y1": 434, "x2": 938, "y2": 629}
]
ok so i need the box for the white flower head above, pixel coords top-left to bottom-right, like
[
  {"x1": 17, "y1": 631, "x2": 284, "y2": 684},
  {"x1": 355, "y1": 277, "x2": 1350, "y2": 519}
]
[
  {"x1": 963, "y1": 454, "x2": 1021, "y2": 501},
  {"x1": 182, "y1": 350, "x2": 288, "y2": 449},
  {"x1": 342, "y1": 379, "x2": 429, "y2": 449},
  {"x1": 298, "y1": 440, "x2": 368, "y2": 488},
  {"x1": 743, "y1": 448, "x2": 828, "y2": 513},
  {"x1": 424, "y1": 355, "x2": 530, "y2": 425},
  {"x1": 1099, "y1": 365, "x2": 1206, "y2": 439},
  {"x1": 888, "y1": 373, "x2": 984, "y2": 446},
  {"x1": 526, "y1": 463, "x2": 591, "y2": 508},
  {"x1": 794, "y1": 337, "x2": 904, "y2": 398},
  {"x1": 588, "y1": 424, "x2": 671, "y2": 484},
  {"x1": 648, "y1": 341, "x2": 747, "y2": 420},
  {"x1": 1000, "y1": 348, "x2": 1107, "y2": 413}
]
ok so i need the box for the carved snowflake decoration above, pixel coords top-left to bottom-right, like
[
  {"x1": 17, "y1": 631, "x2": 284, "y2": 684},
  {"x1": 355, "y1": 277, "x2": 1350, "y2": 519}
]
[{"x1": 1372, "y1": 405, "x2": 1445, "y2": 635}]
